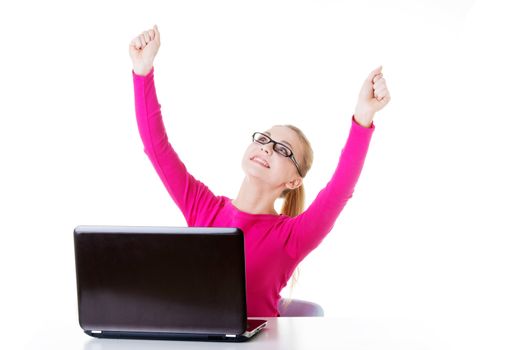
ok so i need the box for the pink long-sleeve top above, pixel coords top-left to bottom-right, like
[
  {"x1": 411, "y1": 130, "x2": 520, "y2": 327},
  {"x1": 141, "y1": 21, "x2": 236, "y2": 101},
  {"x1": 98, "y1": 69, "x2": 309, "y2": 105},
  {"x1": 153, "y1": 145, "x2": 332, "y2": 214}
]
[{"x1": 132, "y1": 67, "x2": 375, "y2": 317}]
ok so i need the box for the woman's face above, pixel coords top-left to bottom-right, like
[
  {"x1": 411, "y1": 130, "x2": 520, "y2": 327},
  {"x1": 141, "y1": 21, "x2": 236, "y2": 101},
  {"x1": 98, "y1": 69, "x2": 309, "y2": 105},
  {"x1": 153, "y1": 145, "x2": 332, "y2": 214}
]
[{"x1": 241, "y1": 126, "x2": 303, "y2": 190}]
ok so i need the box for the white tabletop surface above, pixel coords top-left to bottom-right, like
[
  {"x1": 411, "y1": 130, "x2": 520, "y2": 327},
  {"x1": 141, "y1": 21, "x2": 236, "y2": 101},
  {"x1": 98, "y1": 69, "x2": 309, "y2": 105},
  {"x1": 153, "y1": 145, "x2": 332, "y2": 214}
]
[{"x1": 23, "y1": 316, "x2": 443, "y2": 349}]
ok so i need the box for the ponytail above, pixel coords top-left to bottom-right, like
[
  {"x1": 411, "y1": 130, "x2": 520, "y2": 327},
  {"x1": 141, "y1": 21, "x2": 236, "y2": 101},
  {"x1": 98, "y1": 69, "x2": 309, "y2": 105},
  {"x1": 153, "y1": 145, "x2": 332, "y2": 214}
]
[{"x1": 280, "y1": 185, "x2": 305, "y2": 217}]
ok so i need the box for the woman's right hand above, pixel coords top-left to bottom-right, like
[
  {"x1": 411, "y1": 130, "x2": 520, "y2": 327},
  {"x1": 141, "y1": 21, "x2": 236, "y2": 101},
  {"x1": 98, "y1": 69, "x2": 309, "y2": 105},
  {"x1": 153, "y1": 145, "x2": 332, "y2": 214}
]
[{"x1": 129, "y1": 25, "x2": 161, "y2": 76}]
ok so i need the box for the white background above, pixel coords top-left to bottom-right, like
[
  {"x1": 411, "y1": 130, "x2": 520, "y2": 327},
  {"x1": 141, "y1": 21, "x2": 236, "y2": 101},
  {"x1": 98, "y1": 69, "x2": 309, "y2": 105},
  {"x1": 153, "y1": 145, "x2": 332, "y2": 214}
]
[{"x1": 1, "y1": 0, "x2": 523, "y2": 348}]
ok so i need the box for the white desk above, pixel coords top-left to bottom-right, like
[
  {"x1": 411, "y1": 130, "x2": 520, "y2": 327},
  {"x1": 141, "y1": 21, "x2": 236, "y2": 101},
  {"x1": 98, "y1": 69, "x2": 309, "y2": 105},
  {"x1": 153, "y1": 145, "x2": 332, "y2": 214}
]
[{"x1": 24, "y1": 317, "x2": 441, "y2": 349}]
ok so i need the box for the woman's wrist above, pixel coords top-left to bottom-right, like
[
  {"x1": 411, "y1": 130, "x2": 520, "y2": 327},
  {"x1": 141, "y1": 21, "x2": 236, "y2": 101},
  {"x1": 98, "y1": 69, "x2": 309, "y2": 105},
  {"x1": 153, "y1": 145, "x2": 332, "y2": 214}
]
[
  {"x1": 353, "y1": 113, "x2": 374, "y2": 128},
  {"x1": 133, "y1": 64, "x2": 153, "y2": 76}
]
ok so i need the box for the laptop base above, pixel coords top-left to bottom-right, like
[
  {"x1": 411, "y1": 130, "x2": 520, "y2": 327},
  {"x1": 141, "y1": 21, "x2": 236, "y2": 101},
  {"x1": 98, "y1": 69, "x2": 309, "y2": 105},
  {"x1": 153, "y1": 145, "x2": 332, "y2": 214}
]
[{"x1": 85, "y1": 319, "x2": 267, "y2": 343}]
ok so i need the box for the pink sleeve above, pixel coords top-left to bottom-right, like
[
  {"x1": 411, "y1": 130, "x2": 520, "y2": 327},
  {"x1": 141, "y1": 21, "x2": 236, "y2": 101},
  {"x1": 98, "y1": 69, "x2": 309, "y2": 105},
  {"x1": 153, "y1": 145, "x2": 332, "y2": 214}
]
[
  {"x1": 132, "y1": 67, "x2": 219, "y2": 225},
  {"x1": 283, "y1": 116, "x2": 375, "y2": 260}
]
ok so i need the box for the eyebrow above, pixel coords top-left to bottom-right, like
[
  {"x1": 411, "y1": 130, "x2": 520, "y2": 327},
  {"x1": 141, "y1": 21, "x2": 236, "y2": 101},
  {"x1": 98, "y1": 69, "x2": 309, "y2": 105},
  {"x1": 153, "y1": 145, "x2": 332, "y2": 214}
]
[{"x1": 263, "y1": 131, "x2": 294, "y2": 150}]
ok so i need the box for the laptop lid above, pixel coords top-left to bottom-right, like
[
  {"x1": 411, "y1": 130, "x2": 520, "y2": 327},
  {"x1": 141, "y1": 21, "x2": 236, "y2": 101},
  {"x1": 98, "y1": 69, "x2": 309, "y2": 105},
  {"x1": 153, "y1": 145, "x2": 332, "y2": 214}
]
[{"x1": 74, "y1": 225, "x2": 263, "y2": 340}]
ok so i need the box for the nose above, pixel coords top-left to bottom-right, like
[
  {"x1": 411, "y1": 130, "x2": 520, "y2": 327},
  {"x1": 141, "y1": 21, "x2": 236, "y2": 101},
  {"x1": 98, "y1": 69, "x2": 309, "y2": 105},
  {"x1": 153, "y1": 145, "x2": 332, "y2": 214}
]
[{"x1": 260, "y1": 143, "x2": 273, "y2": 155}]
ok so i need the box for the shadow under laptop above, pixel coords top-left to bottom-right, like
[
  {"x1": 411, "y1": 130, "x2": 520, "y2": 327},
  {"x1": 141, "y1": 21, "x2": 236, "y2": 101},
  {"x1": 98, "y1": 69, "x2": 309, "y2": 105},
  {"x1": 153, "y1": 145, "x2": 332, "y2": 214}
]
[{"x1": 84, "y1": 337, "x2": 232, "y2": 349}]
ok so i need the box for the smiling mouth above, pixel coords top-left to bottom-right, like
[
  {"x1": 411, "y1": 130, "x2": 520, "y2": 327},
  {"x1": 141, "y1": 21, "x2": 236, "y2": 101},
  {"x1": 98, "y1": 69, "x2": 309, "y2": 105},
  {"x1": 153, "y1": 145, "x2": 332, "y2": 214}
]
[{"x1": 250, "y1": 156, "x2": 270, "y2": 168}]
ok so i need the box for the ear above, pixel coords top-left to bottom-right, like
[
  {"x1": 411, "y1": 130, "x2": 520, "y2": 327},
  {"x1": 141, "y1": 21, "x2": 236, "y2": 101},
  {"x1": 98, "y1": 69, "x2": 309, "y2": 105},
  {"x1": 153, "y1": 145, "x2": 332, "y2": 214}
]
[{"x1": 285, "y1": 177, "x2": 303, "y2": 191}]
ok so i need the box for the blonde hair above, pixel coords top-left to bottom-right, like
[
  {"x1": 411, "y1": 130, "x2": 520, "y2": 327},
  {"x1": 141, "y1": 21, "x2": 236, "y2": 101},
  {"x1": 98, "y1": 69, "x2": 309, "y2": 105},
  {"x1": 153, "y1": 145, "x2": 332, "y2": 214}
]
[{"x1": 275, "y1": 124, "x2": 314, "y2": 311}]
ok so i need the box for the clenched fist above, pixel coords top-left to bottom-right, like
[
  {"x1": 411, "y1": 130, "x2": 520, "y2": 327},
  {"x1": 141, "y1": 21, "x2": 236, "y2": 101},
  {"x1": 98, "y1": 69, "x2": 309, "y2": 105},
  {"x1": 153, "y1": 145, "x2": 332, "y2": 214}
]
[
  {"x1": 354, "y1": 66, "x2": 391, "y2": 127},
  {"x1": 129, "y1": 25, "x2": 161, "y2": 76}
]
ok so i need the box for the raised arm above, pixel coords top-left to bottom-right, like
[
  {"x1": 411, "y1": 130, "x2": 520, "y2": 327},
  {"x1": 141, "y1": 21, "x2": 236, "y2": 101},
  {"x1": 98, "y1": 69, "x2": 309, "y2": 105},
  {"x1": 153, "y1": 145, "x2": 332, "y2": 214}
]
[
  {"x1": 283, "y1": 116, "x2": 375, "y2": 260},
  {"x1": 283, "y1": 66, "x2": 391, "y2": 261},
  {"x1": 130, "y1": 26, "x2": 220, "y2": 225}
]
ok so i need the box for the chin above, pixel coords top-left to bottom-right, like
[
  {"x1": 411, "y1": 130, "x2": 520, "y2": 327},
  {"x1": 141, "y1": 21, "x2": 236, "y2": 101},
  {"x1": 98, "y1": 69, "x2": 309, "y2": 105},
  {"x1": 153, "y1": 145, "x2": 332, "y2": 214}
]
[{"x1": 244, "y1": 164, "x2": 273, "y2": 182}]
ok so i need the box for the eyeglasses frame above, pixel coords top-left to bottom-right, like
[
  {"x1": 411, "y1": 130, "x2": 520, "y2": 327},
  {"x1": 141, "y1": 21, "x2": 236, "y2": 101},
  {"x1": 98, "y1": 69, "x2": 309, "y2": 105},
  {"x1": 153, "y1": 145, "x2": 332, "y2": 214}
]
[{"x1": 252, "y1": 132, "x2": 303, "y2": 177}]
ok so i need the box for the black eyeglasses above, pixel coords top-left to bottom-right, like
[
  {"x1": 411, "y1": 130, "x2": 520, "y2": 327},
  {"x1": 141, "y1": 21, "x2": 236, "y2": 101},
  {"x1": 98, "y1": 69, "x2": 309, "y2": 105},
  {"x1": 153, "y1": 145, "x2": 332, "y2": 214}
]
[{"x1": 252, "y1": 132, "x2": 303, "y2": 177}]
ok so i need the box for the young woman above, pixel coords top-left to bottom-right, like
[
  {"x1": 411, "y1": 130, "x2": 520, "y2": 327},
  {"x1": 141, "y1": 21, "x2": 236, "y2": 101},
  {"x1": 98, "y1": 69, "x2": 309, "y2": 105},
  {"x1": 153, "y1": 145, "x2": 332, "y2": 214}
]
[{"x1": 129, "y1": 25, "x2": 391, "y2": 317}]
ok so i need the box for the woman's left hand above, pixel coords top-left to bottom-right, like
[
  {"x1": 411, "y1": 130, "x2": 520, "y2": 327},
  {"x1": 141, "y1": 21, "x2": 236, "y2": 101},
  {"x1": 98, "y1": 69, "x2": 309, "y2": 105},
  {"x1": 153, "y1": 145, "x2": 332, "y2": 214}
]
[{"x1": 354, "y1": 66, "x2": 391, "y2": 127}]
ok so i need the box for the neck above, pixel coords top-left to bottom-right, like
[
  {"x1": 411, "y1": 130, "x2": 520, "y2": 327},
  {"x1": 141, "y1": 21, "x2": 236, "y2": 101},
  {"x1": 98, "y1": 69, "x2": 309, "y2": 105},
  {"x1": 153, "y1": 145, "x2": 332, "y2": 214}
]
[{"x1": 231, "y1": 176, "x2": 282, "y2": 215}]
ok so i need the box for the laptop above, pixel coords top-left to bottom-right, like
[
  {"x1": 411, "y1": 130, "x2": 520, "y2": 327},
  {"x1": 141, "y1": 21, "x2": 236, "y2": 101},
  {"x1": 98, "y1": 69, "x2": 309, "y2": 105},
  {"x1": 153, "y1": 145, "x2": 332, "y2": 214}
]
[{"x1": 73, "y1": 225, "x2": 267, "y2": 342}]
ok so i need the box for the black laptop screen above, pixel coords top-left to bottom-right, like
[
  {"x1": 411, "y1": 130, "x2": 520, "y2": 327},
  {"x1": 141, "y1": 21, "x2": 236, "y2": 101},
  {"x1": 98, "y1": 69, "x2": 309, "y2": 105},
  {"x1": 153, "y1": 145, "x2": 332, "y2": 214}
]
[{"x1": 74, "y1": 226, "x2": 247, "y2": 335}]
